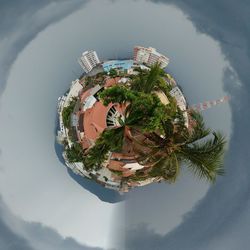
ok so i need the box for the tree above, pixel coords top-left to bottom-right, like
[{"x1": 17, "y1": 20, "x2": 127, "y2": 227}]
[
  {"x1": 134, "y1": 111, "x2": 226, "y2": 183},
  {"x1": 109, "y1": 68, "x2": 117, "y2": 77},
  {"x1": 131, "y1": 63, "x2": 166, "y2": 93},
  {"x1": 83, "y1": 127, "x2": 125, "y2": 170},
  {"x1": 66, "y1": 143, "x2": 84, "y2": 163},
  {"x1": 99, "y1": 85, "x2": 136, "y2": 105},
  {"x1": 62, "y1": 97, "x2": 77, "y2": 128},
  {"x1": 100, "y1": 85, "x2": 174, "y2": 132},
  {"x1": 86, "y1": 64, "x2": 227, "y2": 183}
]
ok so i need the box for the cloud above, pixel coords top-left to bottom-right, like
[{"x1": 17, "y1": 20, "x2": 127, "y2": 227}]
[
  {"x1": 10, "y1": 221, "x2": 103, "y2": 250},
  {"x1": 125, "y1": 0, "x2": 250, "y2": 249},
  {"x1": 0, "y1": 0, "x2": 88, "y2": 95},
  {"x1": 0, "y1": 1, "x2": 113, "y2": 249},
  {"x1": 0, "y1": 195, "x2": 103, "y2": 250},
  {"x1": 1, "y1": 0, "x2": 250, "y2": 249}
]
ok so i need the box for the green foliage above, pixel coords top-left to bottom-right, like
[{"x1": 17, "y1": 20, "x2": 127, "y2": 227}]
[
  {"x1": 80, "y1": 63, "x2": 227, "y2": 184},
  {"x1": 62, "y1": 98, "x2": 77, "y2": 128},
  {"x1": 140, "y1": 114, "x2": 226, "y2": 183},
  {"x1": 99, "y1": 85, "x2": 136, "y2": 105},
  {"x1": 148, "y1": 155, "x2": 179, "y2": 183},
  {"x1": 187, "y1": 111, "x2": 211, "y2": 143},
  {"x1": 100, "y1": 84, "x2": 175, "y2": 132},
  {"x1": 131, "y1": 63, "x2": 165, "y2": 93},
  {"x1": 96, "y1": 72, "x2": 107, "y2": 78},
  {"x1": 179, "y1": 132, "x2": 226, "y2": 182},
  {"x1": 83, "y1": 140, "x2": 110, "y2": 170},
  {"x1": 102, "y1": 127, "x2": 124, "y2": 151},
  {"x1": 85, "y1": 76, "x2": 92, "y2": 85},
  {"x1": 66, "y1": 143, "x2": 84, "y2": 163},
  {"x1": 83, "y1": 128, "x2": 124, "y2": 170},
  {"x1": 158, "y1": 79, "x2": 173, "y2": 94},
  {"x1": 109, "y1": 68, "x2": 117, "y2": 77},
  {"x1": 110, "y1": 169, "x2": 123, "y2": 176},
  {"x1": 67, "y1": 127, "x2": 75, "y2": 141},
  {"x1": 128, "y1": 174, "x2": 148, "y2": 182},
  {"x1": 125, "y1": 92, "x2": 168, "y2": 132}
]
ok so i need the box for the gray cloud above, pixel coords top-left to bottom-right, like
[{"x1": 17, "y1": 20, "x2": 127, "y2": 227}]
[
  {"x1": 125, "y1": 0, "x2": 250, "y2": 249},
  {"x1": 0, "y1": 0, "x2": 88, "y2": 95},
  {"x1": 0, "y1": 1, "x2": 109, "y2": 249},
  {"x1": 0, "y1": 196, "x2": 103, "y2": 250},
  {"x1": 0, "y1": 0, "x2": 124, "y2": 204},
  {"x1": 1, "y1": 0, "x2": 250, "y2": 249},
  {"x1": 0, "y1": 218, "x2": 33, "y2": 250}
]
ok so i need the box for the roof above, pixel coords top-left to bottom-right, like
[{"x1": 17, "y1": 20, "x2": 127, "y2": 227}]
[
  {"x1": 107, "y1": 160, "x2": 125, "y2": 171},
  {"x1": 80, "y1": 88, "x2": 92, "y2": 102},
  {"x1": 83, "y1": 96, "x2": 97, "y2": 111},
  {"x1": 104, "y1": 77, "x2": 121, "y2": 88},
  {"x1": 123, "y1": 162, "x2": 144, "y2": 171},
  {"x1": 90, "y1": 84, "x2": 102, "y2": 95},
  {"x1": 122, "y1": 170, "x2": 134, "y2": 177},
  {"x1": 83, "y1": 102, "x2": 113, "y2": 140},
  {"x1": 111, "y1": 152, "x2": 135, "y2": 160}
]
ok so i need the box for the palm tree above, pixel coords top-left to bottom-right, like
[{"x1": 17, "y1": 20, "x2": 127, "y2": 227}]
[
  {"x1": 131, "y1": 111, "x2": 226, "y2": 183},
  {"x1": 131, "y1": 63, "x2": 167, "y2": 93},
  {"x1": 96, "y1": 64, "x2": 227, "y2": 183},
  {"x1": 83, "y1": 126, "x2": 125, "y2": 170}
]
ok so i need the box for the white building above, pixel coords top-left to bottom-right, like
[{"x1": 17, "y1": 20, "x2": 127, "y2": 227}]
[
  {"x1": 78, "y1": 50, "x2": 100, "y2": 73},
  {"x1": 169, "y1": 86, "x2": 189, "y2": 127},
  {"x1": 133, "y1": 46, "x2": 169, "y2": 68},
  {"x1": 169, "y1": 86, "x2": 187, "y2": 111}
]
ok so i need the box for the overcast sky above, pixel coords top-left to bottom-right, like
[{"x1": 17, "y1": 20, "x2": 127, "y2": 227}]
[
  {"x1": 125, "y1": 0, "x2": 250, "y2": 249},
  {"x1": 0, "y1": 0, "x2": 248, "y2": 249},
  {"x1": 0, "y1": 1, "x2": 119, "y2": 249}
]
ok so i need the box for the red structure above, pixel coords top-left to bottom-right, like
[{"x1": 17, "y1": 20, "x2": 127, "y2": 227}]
[{"x1": 189, "y1": 96, "x2": 230, "y2": 112}]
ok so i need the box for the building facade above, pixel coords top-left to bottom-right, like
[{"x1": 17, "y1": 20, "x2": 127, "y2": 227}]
[
  {"x1": 78, "y1": 50, "x2": 100, "y2": 73},
  {"x1": 133, "y1": 46, "x2": 169, "y2": 68}
]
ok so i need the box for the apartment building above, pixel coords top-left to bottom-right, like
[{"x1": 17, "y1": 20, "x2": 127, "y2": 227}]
[
  {"x1": 134, "y1": 46, "x2": 169, "y2": 68},
  {"x1": 78, "y1": 50, "x2": 100, "y2": 73}
]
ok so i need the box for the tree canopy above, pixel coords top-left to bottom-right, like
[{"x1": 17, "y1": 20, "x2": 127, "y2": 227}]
[{"x1": 81, "y1": 63, "x2": 227, "y2": 183}]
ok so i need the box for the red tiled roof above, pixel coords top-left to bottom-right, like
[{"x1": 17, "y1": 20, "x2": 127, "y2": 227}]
[
  {"x1": 80, "y1": 88, "x2": 92, "y2": 102},
  {"x1": 107, "y1": 160, "x2": 125, "y2": 171},
  {"x1": 83, "y1": 102, "x2": 113, "y2": 140},
  {"x1": 122, "y1": 170, "x2": 135, "y2": 177},
  {"x1": 104, "y1": 77, "x2": 121, "y2": 88},
  {"x1": 80, "y1": 83, "x2": 127, "y2": 146}
]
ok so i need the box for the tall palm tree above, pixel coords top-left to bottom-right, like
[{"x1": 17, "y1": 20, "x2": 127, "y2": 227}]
[
  {"x1": 131, "y1": 111, "x2": 226, "y2": 183},
  {"x1": 131, "y1": 63, "x2": 167, "y2": 93},
  {"x1": 97, "y1": 64, "x2": 227, "y2": 183}
]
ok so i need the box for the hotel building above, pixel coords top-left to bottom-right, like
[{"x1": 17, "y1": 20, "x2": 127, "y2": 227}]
[
  {"x1": 133, "y1": 46, "x2": 169, "y2": 68},
  {"x1": 78, "y1": 50, "x2": 100, "y2": 73}
]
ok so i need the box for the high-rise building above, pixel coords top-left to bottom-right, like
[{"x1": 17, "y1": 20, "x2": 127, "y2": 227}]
[
  {"x1": 78, "y1": 50, "x2": 100, "y2": 73},
  {"x1": 133, "y1": 46, "x2": 169, "y2": 68}
]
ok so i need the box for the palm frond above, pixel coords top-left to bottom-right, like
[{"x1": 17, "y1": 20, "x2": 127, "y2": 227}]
[
  {"x1": 149, "y1": 154, "x2": 180, "y2": 183},
  {"x1": 179, "y1": 132, "x2": 226, "y2": 182},
  {"x1": 187, "y1": 111, "x2": 211, "y2": 144}
]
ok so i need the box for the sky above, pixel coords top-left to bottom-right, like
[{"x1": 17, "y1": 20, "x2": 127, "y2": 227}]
[
  {"x1": 124, "y1": 1, "x2": 250, "y2": 249},
  {"x1": 0, "y1": 0, "x2": 249, "y2": 249}
]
